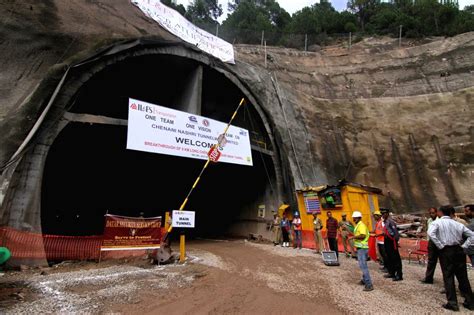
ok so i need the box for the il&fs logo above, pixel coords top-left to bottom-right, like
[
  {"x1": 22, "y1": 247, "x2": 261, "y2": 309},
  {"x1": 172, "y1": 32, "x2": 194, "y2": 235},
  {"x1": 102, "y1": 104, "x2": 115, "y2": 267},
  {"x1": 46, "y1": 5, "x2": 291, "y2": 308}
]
[{"x1": 130, "y1": 103, "x2": 138, "y2": 110}]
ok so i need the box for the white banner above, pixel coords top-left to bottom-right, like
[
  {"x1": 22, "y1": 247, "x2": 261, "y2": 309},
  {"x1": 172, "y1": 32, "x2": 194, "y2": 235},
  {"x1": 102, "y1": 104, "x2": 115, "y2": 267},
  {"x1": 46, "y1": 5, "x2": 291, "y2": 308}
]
[
  {"x1": 172, "y1": 210, "x2": 195, "y2": 228},
  {"x1": 131, "y1": 0, "x2": 235, "y2": 64},
  {"x1": 127, "y1": 98, "x2": 253, "y2": 166}
]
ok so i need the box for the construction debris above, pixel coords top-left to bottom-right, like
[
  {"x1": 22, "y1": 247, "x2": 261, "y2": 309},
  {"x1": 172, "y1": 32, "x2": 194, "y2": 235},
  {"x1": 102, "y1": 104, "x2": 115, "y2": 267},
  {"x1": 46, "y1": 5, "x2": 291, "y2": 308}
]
[{"x1": 392, "y1": 214, "x2": 424, "y2": 238}]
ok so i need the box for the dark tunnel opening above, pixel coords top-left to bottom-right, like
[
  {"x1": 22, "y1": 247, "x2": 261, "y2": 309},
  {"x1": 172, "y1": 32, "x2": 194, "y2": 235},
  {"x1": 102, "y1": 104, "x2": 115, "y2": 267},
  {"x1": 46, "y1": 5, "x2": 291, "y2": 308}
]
[{"x1": 41, "y1": 54, "x2": 278, "y2": 239}]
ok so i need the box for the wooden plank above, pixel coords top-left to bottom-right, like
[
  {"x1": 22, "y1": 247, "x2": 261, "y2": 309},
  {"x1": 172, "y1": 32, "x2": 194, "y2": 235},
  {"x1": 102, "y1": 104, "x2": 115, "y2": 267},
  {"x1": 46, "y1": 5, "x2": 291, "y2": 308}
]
[{"x1": 63, "y1": 112, "x2": 128, "y2": 126}]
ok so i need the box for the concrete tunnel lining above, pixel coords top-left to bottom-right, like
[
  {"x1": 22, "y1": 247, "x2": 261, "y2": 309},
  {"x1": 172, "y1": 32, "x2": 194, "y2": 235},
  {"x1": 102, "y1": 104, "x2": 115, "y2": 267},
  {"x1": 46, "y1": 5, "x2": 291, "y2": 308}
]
[{"x1": 1, "y1": 39, "x2": 293, "y2": 242}]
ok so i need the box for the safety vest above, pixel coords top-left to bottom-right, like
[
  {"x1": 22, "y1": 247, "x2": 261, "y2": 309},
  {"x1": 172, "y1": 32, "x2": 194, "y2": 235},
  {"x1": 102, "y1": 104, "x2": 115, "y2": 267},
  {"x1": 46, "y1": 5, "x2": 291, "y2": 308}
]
[
  {"x1": 293, "y1": 218, "x2": 302, "y2": 231},
  {"x1": 354, "y1": 221, "x2": 369, "y2": 249},
  {"x1": 375, "y1": 220, "x2": 384, "y2": 243}
]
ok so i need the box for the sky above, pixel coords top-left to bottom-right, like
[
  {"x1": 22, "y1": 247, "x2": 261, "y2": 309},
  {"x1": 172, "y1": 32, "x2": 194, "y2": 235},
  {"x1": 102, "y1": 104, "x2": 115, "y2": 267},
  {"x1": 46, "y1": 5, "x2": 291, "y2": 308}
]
[{"x1": 175, "y1": 0, "x2": 473, "y2": 19}]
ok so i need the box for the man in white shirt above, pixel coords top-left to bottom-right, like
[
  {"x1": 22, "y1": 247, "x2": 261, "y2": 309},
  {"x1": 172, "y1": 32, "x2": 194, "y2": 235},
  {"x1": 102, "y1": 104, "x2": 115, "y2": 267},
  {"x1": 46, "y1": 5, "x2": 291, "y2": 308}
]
[
  {"x1": 428, "y1": 205, "x2": 474, "y2": 311},
  {"x1": 420, "y1": 207, "x2": 439, "y2": 284}
]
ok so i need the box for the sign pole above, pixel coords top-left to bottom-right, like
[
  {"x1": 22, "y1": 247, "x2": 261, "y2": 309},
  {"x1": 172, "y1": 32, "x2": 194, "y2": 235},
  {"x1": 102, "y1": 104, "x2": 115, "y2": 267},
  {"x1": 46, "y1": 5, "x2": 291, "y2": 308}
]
[
  {"x1": 166, "y1": 97, "x2": 246, "y2": 238},
  {"x1": 180, "y1": 234, "x2": 186, "y2": 263}
]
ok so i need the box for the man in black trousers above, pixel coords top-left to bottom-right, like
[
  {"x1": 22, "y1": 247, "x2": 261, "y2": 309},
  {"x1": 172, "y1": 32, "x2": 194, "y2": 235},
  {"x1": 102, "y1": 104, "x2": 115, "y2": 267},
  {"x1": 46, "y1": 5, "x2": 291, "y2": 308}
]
[
  {"x1": 420, "y1": 207, "x2": 440, "y2": 284},
  {"x1": 381, "y1": 209, "x2": 403, "y2": 281},
  {"x1": 428, "y1": 205, "x2": 474, "y2": 311}
]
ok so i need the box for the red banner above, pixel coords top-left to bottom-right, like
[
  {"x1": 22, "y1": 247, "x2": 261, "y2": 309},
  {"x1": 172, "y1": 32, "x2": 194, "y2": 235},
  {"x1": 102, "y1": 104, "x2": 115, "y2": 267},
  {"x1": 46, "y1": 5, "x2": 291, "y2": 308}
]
[
  {"x1": 101, "y1": 214, "x2": 162, "y2": 251},
  {"x1": 368, "y1": 236, "x2": 377, "y2": 261}
]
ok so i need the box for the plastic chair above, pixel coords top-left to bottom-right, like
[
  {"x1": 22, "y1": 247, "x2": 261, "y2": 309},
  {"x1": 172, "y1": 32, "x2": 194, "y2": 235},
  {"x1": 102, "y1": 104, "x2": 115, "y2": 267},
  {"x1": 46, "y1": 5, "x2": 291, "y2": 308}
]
[{"x1": 408, "y1": 239, "x2": 429, "y2": 264}]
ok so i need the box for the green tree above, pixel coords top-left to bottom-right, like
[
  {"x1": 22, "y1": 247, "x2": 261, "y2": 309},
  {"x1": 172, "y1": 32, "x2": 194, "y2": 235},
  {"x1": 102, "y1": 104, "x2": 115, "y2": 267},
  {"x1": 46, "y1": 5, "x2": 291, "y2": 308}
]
[
  {"x1": 366, "y1": 3, "x2": 400, "y2": 34},
  {"x1": 447, "y1": 8, "x2": 474, "y2": 35},
  {"x1": 405, "y1": 0, "x2": 455, "y2": 36},
  {"x1": 227, "y1": 0, "x2": 241, "y2": 12},
  {"x1": 336, "y1": 11, "x2": 359, "y2": 33},
  {"x1": 348, "y1": 0, "x2": 380, "y2": 32},
  {"x1": 464, "y1": 5, "x2": 474, "y2": 14},
  {"x1": 222, "y1": 0, "x2": 290, "y2": 44},
  {"x1": 227, "y1": 0, "x2": 290, "y2": 29},
  {"x1": 288, "y1": 1, "x2": 347, "y2": 34},
  {"x1": 185, "y1": 0, "x2": 223, "y2": 29},
  {"x1": 161, "y1": 0, "x2": 186, "y2": 15},
  {"x1": 287, "y1": 7, "x2": 319, "y2": 34}
]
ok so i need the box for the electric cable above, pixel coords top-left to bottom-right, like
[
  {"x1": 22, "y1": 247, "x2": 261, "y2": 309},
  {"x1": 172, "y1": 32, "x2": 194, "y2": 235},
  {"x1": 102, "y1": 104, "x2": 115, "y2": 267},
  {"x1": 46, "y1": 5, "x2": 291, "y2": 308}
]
[
  {"x1": 244, "y1": 104, "x2": 274, "y2": 193},
  {"x1": 270, "y1": 73, "x2": 307, "y2": 187}
]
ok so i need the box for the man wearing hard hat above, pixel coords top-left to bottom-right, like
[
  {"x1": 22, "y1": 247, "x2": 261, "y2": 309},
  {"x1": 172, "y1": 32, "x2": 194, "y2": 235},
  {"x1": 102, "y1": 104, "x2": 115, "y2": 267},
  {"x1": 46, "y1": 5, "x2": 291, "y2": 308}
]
[
  {"x1": 350, "y1": 211, "x2": 374, "y2": 291},
  {"x1": 373, "y1": 210, "x2": 387, "y2": 271}
]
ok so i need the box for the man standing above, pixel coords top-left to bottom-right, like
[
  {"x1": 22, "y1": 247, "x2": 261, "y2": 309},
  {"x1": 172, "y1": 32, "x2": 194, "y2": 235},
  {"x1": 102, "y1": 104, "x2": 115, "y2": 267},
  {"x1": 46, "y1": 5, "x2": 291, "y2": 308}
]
[
  {"x1": 339, "y1": 213, "x2": 355, "y2": 257},
  {"x1": 326, "y1": 211, "x2": 339, "y2": 258},
  {"x1": 451, "y1": 207, "x2": 468, "y2": 226},
  {"x1": 464, "y1": 204, "x2": 474, "y2": 264},
  {"x1": 292, "y1": 212, "x2": 302, "y2": 249},
  {"x1": 428, "y1": 205, "x2": 474, "y2": 311},
  {"x1": 373, "y1": 210, "x2": 387, "y2": 271},
  {"x1": 271, "y1": 213, "x2": 281, "y2": 246},
  {"x1": 313, "y1": 213, "x2": 324, "y2": 253},
  {"x1": 382, "y1": 209, "x2": 403, "y2": 281},
  {"x1": 420, "y1": 207, "x2": 439, "y2": 284},
  {"x1": 351, "y1": 211, "x2": 374, "y2": 291},
  {"x1": 280, "y1": 214, "x2": 291, "y2": 247}
]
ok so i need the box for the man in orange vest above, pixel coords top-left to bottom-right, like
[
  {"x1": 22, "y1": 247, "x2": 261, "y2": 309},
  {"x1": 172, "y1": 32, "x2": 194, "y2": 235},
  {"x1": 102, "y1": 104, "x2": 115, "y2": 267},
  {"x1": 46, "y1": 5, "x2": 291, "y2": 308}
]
[
  {"x1": 373, "y1": 210, "x2": 388, "y2": 272},
  {"x1": 292, "y1": 212, "x2": 302, "y2": 249}
]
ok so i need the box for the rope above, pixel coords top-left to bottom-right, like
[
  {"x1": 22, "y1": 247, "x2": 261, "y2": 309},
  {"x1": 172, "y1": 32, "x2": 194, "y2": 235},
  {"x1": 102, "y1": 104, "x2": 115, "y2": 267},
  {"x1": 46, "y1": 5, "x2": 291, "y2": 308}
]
[
  {"x1": 270, "y1": 73, "x2": 307, "y2": 187},
  {"x1": 283, "y1": 98, "x2": 318, "y2": 183},
  {"x1": 1, "y1": 68, "x2": 71, "y2": 173}
]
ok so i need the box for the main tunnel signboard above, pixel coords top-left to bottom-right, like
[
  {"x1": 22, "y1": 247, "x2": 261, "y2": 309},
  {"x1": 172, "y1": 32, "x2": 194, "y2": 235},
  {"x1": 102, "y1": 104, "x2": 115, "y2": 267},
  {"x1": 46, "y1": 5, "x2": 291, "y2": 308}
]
[
  {"x1": 127, "y1": 98, "x2": 253, "y2": 166},
  {"x1": 101, "y1": 214, "x2": 162, "y2": 251},
  {"x1": 172, "y1": 210, "x2": 195, "y2": 228}
]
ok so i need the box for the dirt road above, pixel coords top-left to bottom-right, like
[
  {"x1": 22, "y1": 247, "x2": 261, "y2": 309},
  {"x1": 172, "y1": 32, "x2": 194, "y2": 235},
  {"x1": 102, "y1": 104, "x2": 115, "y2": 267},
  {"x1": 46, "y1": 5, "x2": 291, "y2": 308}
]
[{"x1": 1, "y1": 239, "x2": 473, "y2": 314}]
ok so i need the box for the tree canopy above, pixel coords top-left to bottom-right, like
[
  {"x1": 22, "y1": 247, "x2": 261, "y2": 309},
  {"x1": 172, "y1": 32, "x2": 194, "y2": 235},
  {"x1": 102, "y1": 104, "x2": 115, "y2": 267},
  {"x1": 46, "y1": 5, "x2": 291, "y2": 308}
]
[
  {"x1": 185, "y1": 0, "x2": 223, "y2": 30},
  {"x1": 160, "y1": 0, "x2": 474, "y2": 46}
]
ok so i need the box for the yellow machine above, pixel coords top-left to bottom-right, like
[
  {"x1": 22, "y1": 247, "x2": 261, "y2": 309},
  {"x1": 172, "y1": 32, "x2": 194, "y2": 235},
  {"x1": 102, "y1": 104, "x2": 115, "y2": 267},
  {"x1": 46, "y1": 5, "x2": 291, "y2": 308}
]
[{"x1": 296, "y1": 182, "x2": 382, "y2": 234}]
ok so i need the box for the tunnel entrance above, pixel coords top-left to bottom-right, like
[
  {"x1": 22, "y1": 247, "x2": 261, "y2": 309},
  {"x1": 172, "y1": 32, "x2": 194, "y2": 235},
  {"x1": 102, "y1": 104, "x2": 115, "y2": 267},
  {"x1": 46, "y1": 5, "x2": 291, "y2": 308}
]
[{"x1": 41, "y1": 53, "x2": 279, "y2": 239}]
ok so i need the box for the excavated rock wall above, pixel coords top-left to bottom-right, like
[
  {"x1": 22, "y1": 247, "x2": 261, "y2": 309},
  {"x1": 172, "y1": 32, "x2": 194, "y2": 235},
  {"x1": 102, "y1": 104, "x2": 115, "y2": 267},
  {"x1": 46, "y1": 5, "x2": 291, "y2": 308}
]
[{"x1": 236, "y1": 35, "x2": 474, "y2": 210}]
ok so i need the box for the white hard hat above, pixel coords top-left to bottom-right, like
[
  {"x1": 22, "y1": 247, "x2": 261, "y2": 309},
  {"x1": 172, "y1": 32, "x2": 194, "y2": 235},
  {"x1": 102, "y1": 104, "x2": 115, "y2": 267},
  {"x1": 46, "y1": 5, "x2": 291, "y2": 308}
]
[{"x1": 352, "y1": 211, "x2": 362, "y2": 218}]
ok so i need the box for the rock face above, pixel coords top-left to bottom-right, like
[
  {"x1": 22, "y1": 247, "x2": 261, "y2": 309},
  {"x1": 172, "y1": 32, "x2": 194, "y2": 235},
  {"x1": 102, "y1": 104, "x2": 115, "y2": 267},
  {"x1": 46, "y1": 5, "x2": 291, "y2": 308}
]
[
  {"x1": 0, "y1": 0, "x2": 472, "y2": 222},
  {"x1": 235, "y1": 36, "x2": 474, "y2": 211}
]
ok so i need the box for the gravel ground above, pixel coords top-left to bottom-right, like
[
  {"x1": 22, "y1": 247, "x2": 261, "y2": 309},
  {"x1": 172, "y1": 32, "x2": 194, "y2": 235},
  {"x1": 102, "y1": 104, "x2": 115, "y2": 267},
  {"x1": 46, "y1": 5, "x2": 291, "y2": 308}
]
[
  {"x1": 1, "y1": 263, "x2": 197, "y2": 314},
  {"x1": 250, "y1": 242, "x2": 474, "y2": 314},
  {"x1": 187, "y1": 249, "x2": 230, "y2": 271},
  {"x1": 1, "y1": 240, "x2": 474, "y2": 314}
]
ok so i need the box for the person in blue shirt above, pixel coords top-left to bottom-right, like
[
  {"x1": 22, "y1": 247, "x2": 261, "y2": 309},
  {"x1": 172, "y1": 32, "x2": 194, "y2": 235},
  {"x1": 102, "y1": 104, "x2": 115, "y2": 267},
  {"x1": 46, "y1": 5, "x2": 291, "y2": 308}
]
[{"x1": 280, "y1": 214, "x2": 291, "y2": 247}]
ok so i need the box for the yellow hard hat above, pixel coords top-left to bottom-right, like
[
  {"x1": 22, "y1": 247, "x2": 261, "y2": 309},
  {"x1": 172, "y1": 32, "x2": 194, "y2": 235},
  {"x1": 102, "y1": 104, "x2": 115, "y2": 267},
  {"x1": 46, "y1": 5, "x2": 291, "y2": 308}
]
[
  {"x1": 374, "y1": 210, "x2": 381, "y2": 216},
  {"x1": 341, "y1": 212, "x2": 347, "y2": 216}
]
